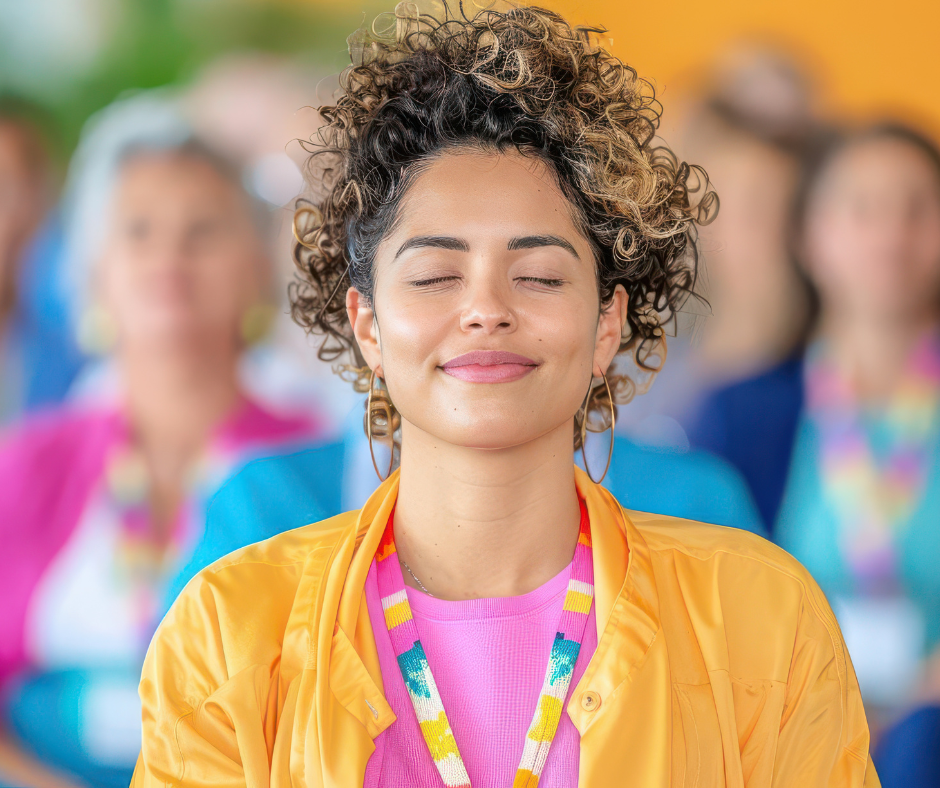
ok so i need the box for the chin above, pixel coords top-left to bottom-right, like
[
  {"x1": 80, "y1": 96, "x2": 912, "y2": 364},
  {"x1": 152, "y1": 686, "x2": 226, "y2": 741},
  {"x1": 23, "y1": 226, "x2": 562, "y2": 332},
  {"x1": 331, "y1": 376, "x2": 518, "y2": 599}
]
[
  {"x1": 407, "y1": 404, "x2": 569, "y2": 452},
  {"x1": 128, "y1": 323, "x2": 217, "y2": 353}
]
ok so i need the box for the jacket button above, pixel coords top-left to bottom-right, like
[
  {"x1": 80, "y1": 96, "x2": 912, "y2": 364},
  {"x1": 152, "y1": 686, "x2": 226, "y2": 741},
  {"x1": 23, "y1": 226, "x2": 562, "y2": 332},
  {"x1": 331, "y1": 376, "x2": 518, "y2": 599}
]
[{"x1": 580, "y1": 691, "x2": 601, "y2": 712}]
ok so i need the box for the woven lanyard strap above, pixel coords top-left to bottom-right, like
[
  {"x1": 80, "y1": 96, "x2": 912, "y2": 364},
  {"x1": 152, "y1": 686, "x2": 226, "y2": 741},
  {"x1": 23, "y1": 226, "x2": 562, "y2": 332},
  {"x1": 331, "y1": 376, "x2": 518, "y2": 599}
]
[{"x1": 375, "y1": 504, "x2": 595, "y2": 788}]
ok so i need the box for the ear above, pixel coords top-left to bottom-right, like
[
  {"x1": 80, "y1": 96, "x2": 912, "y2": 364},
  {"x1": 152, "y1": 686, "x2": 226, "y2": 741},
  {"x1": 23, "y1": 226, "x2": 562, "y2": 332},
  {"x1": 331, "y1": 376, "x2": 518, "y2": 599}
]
[
  {"x1": 346, "y1": 287, "x2": 383, "y2": 376},
  {"x1": 592, "y1": 284, "x2": 628, "y2": 377}
]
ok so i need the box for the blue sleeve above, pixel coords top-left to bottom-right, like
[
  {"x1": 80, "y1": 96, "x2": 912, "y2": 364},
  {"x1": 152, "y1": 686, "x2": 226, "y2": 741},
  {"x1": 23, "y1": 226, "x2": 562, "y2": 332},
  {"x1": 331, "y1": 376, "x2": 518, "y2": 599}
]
[
  {"x1": 165, "y1": 441, "x2": 346, "y2": 607},
  {"x1": 604, "y1": 439, "x2": 766, "y2": 536}
]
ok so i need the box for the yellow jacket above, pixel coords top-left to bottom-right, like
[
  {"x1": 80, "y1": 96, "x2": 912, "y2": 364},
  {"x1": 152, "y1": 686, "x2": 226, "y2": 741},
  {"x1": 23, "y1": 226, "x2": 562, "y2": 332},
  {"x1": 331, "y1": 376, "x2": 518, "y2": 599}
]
[{"x1": 133, "y1": 468, "x2": 880, "y2": 787}]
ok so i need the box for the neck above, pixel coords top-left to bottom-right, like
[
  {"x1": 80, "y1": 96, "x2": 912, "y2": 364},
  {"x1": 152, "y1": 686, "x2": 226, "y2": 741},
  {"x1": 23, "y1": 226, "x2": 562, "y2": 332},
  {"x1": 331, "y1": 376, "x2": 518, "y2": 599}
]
[
  {"x1": 393, "y1": 420, "x2": 582, "y2": 601},
  {"x1": 119, "y1": 341, "x2": 242, "y2": 501},
  {"x1": 699, "y1": 261, "x2": 810, "y2": 382},
  {"x1": 818, "y1": 308, "x2": 940, "y2": 401}
]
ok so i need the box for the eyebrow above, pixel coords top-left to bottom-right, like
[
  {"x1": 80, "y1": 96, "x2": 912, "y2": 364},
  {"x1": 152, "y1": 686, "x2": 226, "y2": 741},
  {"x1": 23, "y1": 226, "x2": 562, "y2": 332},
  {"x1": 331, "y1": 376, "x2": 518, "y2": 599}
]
[
  {"x1": 395, "y1": 233, "x2": 581, "y2": 260},
  {"x1": 508, "y1": 234, "x2": 580, "y2": 260},
  {"x1": 395, "y1": 235, "x2": 470, "y2": 258}
]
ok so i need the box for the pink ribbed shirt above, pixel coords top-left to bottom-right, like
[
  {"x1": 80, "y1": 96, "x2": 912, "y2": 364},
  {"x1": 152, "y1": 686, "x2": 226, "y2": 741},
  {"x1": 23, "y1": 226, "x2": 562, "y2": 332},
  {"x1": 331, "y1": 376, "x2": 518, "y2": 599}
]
[{"x1": 363, "y1": 557, "x2": 598, "y2": 787}]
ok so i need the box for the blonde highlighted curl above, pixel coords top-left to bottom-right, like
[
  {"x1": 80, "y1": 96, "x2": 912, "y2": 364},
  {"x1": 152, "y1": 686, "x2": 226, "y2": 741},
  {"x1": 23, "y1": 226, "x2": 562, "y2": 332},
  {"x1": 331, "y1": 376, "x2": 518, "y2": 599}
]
[{"x1": 290, "y1": 1, "x2": 717, "y2": 449}]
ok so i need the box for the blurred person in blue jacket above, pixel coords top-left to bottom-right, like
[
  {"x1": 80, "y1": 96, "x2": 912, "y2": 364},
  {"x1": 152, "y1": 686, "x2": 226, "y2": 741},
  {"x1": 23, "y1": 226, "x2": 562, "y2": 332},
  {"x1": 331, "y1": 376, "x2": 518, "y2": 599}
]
[
  {"x1": 690, "y1": 122, "x2": 940, "y2": 785},
  {"x1": 0, "y1": 96, "x2": 83, "y2": 423},
  {"x1": 616, "y1": 47, "x2": 820, "y2": 451}
]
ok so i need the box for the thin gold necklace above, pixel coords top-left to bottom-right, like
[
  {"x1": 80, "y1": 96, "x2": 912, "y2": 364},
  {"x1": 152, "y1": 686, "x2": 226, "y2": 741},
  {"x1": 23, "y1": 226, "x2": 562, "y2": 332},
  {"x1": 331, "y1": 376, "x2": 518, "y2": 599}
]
[{"x1": 398, "y1": 556, "x2": 434, "y2": 597}]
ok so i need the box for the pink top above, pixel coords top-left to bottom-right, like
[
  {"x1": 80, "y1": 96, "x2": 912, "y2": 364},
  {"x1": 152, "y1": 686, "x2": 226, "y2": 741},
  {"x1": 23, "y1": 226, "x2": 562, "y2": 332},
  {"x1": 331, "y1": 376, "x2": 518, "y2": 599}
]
[{"x1": 363, "y1": 556, "x2": 598, "y2": 788}]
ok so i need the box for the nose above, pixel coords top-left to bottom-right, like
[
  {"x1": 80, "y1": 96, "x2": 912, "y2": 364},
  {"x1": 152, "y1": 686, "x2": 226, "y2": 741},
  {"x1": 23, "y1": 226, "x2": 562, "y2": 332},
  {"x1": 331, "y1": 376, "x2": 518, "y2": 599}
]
[{"x1": 458, "y1": 275, "x2": 515, "y2": 334}]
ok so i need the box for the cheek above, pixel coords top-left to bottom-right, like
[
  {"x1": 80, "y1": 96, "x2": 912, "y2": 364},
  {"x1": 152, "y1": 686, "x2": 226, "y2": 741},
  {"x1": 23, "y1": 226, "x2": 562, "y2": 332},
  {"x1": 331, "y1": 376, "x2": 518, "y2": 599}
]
[
  {"x1": 805, "y1": 214, "x2": 862, "y2": 287},
  {"x1": 528, "y1": 302, "x2": 596, "y2": 362},
  {"x1": 197, "y1": 246, "x2": 260, "y2": 313},
  {"x1": 98, "y1": 254, "x2": 137, "y2": 312},
  {"x1": 376, "y1": 296, "x2": 450, "y2": 381}
]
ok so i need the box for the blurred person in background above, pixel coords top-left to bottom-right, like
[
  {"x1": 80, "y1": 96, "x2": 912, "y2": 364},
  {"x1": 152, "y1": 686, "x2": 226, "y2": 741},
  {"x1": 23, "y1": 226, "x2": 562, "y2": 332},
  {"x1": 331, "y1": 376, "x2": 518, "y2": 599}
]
[
  {"x1": 0, "y1": 96, "x2": 324, "y2": 788},
  {"x1": 579, "y1": 47, "x2": 820, "y2": 538},
  {"x1": 615, "y1": 47, "x2": 818, "y2": 452},
  {"x1": 683, "y1": 47, "x2": 817, "y2": 384},
  {"x1": 183, "y1": 53, "x2": 360, "y2": 430},
  {"x1": 690, "y1": 122, "x2": 940, "y2": 785},
  {"x1": 0, "y1": 96, "x2": 83, "y2": 424}
]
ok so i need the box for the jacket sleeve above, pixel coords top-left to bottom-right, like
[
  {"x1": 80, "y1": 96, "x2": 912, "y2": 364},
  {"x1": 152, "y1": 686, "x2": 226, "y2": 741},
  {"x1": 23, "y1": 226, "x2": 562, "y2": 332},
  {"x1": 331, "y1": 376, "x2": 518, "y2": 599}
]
[
  {"x1": 771, "y1": 584, "x2": 881, "y2": 788},
  {"x1": 132, "y1": 571, "x2": 275, "y2": 788}
]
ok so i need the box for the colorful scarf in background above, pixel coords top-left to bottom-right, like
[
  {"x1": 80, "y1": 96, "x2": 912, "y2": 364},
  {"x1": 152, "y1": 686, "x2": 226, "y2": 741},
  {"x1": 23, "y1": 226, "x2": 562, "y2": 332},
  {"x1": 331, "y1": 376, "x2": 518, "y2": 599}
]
[
  {"x1": 806, "y1": 334, "x2": 940, "y2": 588},
  {"x1": 375, "y1": 511, "x2": 595, "y2": 788}
]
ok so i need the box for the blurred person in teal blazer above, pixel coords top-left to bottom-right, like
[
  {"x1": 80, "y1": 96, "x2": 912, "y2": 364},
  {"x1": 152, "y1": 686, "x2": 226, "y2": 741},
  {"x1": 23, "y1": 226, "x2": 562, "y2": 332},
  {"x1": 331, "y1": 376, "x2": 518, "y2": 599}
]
[{"x1": 691, "y1": 123, "x2": 940, "y2": 786}]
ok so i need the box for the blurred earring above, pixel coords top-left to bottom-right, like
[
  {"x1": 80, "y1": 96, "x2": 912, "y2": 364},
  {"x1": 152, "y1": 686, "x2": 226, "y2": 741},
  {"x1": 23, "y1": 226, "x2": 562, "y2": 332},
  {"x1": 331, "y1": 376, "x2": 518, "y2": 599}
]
[
  {"x1": 240, "y1": 302, "x2": 277, "y2": 345},
  {"x1": 580, "y1": 373, "x2": 615, "y2": 485},
  {"x1": 366, "y1": 368, "x2": 396, "y2": 482},
  {"x1": 77, "y1": 302, "x2": 118, "y2": 355}
]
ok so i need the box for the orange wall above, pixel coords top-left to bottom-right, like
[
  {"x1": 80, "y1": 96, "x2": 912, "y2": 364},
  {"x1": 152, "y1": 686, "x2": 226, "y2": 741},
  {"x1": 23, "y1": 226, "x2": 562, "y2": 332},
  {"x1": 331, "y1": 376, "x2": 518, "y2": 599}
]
[{"x1": 546, "y1": 0, "x2": 940, "y2": 132}]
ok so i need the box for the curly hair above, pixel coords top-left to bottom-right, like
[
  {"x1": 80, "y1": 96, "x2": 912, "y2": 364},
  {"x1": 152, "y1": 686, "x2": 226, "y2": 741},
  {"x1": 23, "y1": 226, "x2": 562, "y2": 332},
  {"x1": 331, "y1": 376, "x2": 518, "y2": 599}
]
[{"x1": 290, "y1": 1, "x2": 716, "y2": 448}]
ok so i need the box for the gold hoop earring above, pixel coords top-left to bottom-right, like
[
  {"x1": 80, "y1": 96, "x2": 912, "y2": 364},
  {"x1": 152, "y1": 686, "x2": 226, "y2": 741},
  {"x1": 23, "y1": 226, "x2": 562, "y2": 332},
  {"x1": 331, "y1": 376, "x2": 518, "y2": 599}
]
[
  {"x1": 366, "y1": 368, "x2": 395, "y2": 482},
  {"x1": 292, "y1": 205, "x2": 323, "y2": 250},
  {"x1": 580, "y1": 373, "x2": 615, "y2": 485}
]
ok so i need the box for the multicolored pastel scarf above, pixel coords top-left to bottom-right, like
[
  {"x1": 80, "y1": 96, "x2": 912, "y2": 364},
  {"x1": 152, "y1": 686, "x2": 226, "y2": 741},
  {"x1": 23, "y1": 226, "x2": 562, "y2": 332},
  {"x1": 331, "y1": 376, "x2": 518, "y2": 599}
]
[
  {"x1": 806, "y1": 334, "x2": 940, "y2": 586},
  {"x1": 375, "y1": 509, "x2": 595, "y2": 788}
]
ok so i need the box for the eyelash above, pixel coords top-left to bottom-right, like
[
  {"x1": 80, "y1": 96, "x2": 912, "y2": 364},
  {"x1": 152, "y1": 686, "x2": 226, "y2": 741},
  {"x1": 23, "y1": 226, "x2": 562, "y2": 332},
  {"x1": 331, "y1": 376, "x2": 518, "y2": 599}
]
[
  {"x1": 411, "y1": 276, "x2": 459, "y2": 287},
  {"x1": 409, "y1": 276, "x2": 566, "y2": 288},
  {"x1": 518, "y1": 277, "x2": 565, "y2": 287}
]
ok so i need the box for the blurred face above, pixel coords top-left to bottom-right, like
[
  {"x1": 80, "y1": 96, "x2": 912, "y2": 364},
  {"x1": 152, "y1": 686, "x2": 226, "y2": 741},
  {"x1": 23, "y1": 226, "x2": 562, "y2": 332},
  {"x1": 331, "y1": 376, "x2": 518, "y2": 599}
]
[
  {"x1": 802, "y1": 136, "x2": 940, "y2": 322},
  {"x1": 99, "y1": 152, "x2": 267, "y2": 352},
  {"x1": 348, "y1": 150, "x2": 625, "y2": 451},
  {"x1": 698, "y1": 135, "x2": 797, "y2": 303}
]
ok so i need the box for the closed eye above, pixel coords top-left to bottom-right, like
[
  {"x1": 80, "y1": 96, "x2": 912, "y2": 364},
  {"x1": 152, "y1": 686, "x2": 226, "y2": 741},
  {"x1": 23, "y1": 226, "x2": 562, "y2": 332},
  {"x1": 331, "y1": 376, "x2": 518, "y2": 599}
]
[
  {"x1": 411, "y1": 275, "x2": 461, "y2": 287},
  {"x1": 516, "y1": 276, "x2": 565, "y2": 287}
]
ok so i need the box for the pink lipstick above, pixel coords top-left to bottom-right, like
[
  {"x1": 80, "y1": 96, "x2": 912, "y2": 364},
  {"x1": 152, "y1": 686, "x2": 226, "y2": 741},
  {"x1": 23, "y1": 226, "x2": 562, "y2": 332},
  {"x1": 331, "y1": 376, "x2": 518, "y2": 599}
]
[{"x1": 441, "y1": 350, "x2": 539, "y2": 383}]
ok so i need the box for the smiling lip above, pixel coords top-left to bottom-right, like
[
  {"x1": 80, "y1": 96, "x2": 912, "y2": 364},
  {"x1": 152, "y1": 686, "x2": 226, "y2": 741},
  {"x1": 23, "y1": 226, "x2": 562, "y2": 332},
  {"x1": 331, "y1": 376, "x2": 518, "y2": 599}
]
[{"x1": 441, "y1": 351, "x2": 539, "y2": 383}]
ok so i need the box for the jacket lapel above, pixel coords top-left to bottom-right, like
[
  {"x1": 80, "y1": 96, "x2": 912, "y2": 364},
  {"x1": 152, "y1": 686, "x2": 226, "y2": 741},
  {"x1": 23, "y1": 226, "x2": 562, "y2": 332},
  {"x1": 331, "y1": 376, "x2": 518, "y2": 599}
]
[
  {"x1": 569, "y1": 470, "x2": 672, "y2": 786},
  {"x1": 300, "y1": 473, "x2": 401, "y2": 787}
]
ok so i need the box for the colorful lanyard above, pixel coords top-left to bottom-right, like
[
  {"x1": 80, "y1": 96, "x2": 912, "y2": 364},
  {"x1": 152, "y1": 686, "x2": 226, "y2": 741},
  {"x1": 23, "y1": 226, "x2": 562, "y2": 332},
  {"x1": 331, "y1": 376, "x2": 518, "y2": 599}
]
[
  {"x1": 806, "y1": 334, "x2": 940, "y2": 585},
  {"x1": 375, "y1": 505, "x2": 595, "y2": 788}
]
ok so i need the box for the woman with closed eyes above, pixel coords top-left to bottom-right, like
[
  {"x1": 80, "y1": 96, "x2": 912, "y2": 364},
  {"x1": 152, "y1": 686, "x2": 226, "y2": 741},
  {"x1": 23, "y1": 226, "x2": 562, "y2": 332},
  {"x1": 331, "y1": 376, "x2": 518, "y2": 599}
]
[{"x1": 133, "y1": 4, "x2": 878, "y2": 786}]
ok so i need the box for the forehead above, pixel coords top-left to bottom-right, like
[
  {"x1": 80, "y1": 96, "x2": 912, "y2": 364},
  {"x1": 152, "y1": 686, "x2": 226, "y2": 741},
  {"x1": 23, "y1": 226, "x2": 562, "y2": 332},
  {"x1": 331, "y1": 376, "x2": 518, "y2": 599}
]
[
  {"x1": 820, "y1": 137, "x2": 940, "y2": 198},
  {"x1": 114, "y1": 151, "x2": 242, "y2": 206},
  {"x1": 392, "y1": 149, "x2": 583, "y2": 237}
]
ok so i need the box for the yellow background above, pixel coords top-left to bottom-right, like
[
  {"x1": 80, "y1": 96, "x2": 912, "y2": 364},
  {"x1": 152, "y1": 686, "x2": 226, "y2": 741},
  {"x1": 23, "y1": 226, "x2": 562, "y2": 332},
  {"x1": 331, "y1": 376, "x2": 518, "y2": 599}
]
[{"x1": 544, "y1": 0, "x2": 940, "y2": 132}]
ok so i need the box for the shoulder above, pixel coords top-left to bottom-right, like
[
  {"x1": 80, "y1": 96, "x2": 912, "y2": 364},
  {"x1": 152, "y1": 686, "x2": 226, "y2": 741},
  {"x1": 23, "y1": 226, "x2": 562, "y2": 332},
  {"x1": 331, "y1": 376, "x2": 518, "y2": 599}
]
[
  {"x1": 215, "y1": 397, "x2": 322, "y2": 453},
  {"x1": 630, "y1": 510, "x2": 801, "y2": 571},
  {"x1": 608, "y1": 441, "x2": 763, "y2": 532},
  {"x1": 630, "y1": 510, "x2": 826, "y2": 602},
  {"x1": 693, "y1": 355, "x2": 805, "y2": 436},
  {"x1": 202, "y1": 509, "x2": 354, "y2": 577},
  {"x1": 712, "y1": 355, "x2": 806, "y2": 406},
  {"x1": 186, "y1": 508, "x2": 357, "y2": 619},
  {"x1": 0, "y1": 405, "x2": 118, "y2": 520},
  {"x1": 0, "y1": 404, "x2": 115, "y2": 458},
  {"x1": 149, "y1": 511, "x2": 359, "y2": 693},
  {"x1": 629, "y1": 511, "x2": 845, "y2": 674},
  {"x1": 164, "y1": 510, "x2": 357, "y2": 639}
]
